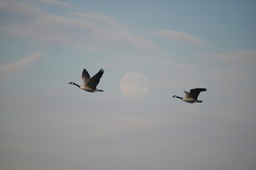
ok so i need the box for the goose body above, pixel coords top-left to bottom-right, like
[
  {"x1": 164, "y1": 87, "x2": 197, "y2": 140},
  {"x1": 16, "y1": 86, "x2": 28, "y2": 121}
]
[
  {"x1": 69, "y1": 69, "x2": 104, "y2": 92},
  {"x1": 172, "y1": 88, "x2": 207, "y2": 103}
]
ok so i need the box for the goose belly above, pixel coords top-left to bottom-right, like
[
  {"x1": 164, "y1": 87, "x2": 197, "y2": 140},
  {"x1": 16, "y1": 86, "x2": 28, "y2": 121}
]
[
  {"x1": 183, "y1": 97, "x2": 196, "y2": 103},
  {"x1": 80, "y1": 86, "x2": 94, "y2": 92}
]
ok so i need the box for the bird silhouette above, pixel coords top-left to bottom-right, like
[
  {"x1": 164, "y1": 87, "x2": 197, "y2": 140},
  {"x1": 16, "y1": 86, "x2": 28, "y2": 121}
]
[
  {"x1": 172, "y1": 88, "x2": 207, "y2": 103},
  {"x1": 69, "y1": 69, "x2": 104, "y2": 92}
]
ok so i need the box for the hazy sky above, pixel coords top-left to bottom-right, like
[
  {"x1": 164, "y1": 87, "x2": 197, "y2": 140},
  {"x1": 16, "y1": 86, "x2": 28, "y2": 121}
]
[{"x1": 0, "y1": 0, "x2": 256, "y2": 170}]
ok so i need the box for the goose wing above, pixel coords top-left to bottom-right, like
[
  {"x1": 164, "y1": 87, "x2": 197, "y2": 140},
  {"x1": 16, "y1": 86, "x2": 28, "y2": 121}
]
[
  {"x1": 82, "y1": 69, "x2": 90, "y2": 85},
  {"x1": 190, "y1": 88, "x2": 206, "y2": 99},
  {"x1": 183, "y1": 91, "x2": 191, "y2": 98},
  {"x1": 87, "y1": 69, "x2": 104, "y2": 88}
]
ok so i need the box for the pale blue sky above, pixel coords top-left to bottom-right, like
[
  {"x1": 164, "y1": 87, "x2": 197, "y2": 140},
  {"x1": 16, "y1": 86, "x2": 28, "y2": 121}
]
[{"x1": 0, "y1": 0, "x2": 256, "y2": 170}]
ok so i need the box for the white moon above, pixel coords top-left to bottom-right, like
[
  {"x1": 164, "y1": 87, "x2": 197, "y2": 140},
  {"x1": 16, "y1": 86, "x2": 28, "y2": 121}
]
[{"x1": 120, "y1": 72, "x2": 149, "y2": 98}]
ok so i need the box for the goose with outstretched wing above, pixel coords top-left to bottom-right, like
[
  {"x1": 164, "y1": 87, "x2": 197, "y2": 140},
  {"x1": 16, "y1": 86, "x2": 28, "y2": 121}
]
[
  {"x1": 69, "y1": 69, "x2": 104, "y2": 92},
  {"x1": 172, "y1": 88, "x2": 207, "y2": 103}
]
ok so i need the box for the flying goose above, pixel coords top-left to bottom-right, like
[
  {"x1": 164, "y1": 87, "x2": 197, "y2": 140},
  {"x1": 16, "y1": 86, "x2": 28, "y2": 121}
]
[
  {"x1": 69, "y1": 68, "x2": 104, "y2": 92},
  {"x1": 172, "y1": 88, "x2": 207, "y2": 103}
]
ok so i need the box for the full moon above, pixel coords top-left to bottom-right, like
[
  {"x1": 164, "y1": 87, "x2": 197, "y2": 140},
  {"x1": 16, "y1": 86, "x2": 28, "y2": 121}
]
[{"x1": 120, "y1": 72, "x2": 149, "y2": 98}]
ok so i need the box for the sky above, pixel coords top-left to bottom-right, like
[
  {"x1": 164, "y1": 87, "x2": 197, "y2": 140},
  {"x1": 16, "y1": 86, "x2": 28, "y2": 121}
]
[{"x1": 0, "y1": 0, "x2": 256, "y2": 170}]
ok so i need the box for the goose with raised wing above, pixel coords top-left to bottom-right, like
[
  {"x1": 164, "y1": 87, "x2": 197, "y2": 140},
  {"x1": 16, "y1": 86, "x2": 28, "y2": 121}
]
[
  {"x1": 172, "y1": 88, "x2": 207, "y2": 103},
  {"x1": 69, "y1": 68, "x2": 104, "y2": 92}
]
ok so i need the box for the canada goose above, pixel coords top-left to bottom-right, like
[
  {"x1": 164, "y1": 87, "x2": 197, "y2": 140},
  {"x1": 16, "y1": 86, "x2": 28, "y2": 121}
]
[
  {"x1": 172, "y1": 88, "x2": 207, "y2": 103},
  {"x1": 69, "y1": 68, "x2": 104, "y2": 92}
]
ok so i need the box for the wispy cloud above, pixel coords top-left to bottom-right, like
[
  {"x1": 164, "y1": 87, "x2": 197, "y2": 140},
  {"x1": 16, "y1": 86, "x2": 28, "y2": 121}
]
[
  {"x1": 70, "y1": 12, "x2": 125, "y2": 27},
  {"x1": 0, "y1": 1, "x2": 43, "y2": 16},
  {"x1": 155, "y1": 29, "x2": 208, "y2": 47},
  {"x1": 38, "y1": 0, "x2": 79, "y2": 10},
  {"x1": 0, "y1": 1, "x2": 156, "y2": 50},
  {"x1": 214, "y1": 51, "x2": 256, "y2": 70},
  {"x1": 0, "y1": 51, "x2": 44, "y2": 75}
]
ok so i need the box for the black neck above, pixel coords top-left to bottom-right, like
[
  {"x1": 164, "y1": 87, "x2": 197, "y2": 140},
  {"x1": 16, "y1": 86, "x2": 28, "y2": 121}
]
[
  {"x1": 69, "y1": 82, "x2": 80, "y2": 88},
  {"x1": 173, "y1": 95, "x2": 183, "y2": 100}
]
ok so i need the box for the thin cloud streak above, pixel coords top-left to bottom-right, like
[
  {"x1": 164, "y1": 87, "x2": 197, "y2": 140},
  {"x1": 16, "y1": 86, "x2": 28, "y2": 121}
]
[
  {"x1": 0, "y1": 51, "x2": 44, "y2": 75},
  {"x1": 155, "y1": 29, "x2": 208, "y2": 47},
  {"x1": 70, "y1": 12, "x2": 125, "y2": 27},
  {"x1": 38, "y1": 0, "x2": 79, "y2": 10},
  {"x1": 0, "y1": 1, "x2": 156, "y2": 50},
  {"x1": 214, "y1": 51, "x2": 256, "y2": 70},
  {"x1": 0, "y1": 1, "x2": 43, "y2": 16}
]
